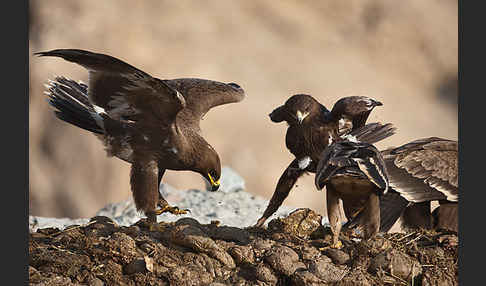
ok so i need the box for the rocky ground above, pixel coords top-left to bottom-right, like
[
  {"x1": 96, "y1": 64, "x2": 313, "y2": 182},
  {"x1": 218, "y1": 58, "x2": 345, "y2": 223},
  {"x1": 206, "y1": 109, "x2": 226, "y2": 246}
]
[{"x1": 29, "y1": 208, "x2": 458, "y2": 286}]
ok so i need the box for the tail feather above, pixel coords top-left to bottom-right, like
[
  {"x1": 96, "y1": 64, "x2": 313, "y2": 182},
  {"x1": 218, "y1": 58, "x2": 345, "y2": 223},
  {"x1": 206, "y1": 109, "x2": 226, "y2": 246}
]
[
  {"x1": 45, "y1": 76, "x2": 104, "y2": 135},
  {"x1": 52, "y1": 76, "x2": 90, "y2": 106},
  {"x1": 350, "y1": 122, "x2": 396, "y2": 144}
]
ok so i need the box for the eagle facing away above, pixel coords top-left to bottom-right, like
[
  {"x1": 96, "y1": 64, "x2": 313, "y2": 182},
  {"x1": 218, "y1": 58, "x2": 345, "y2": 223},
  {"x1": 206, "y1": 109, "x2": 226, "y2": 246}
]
[
  {"x1": 36, "y1": 49, "x2": 245, "y2": 224},
  {"x1": 315, "y1": 139, "x2": 389, "y2": 248}
]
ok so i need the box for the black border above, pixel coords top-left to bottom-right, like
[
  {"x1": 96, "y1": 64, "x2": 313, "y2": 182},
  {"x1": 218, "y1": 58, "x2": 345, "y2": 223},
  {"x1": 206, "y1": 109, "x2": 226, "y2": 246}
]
[
  {"x1": 6, "y1": 0, "x2": 29, "y2": 284},
  {"x1": 458, "y1": 0, "x2": 481, "y2": 284}
]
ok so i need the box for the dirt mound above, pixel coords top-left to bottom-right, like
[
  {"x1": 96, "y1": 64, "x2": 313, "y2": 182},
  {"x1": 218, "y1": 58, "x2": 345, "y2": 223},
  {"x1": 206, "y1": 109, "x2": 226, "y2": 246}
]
[{"x1": 29, "y1": 209, "x2": 457, "y2": 285}]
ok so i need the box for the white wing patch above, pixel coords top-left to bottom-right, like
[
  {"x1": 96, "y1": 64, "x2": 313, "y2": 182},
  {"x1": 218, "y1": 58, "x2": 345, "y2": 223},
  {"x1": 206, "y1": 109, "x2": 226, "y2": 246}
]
[
  {"x1": 91, "y1": 105, "x2": 106, "y2": 129},
  {"x1": 93, "y1": 105, "x2": 106, "y2": 115},
  {"x1": 341, "y1": 134, "x2": 359, "y2": 143},
  {"x1": 338, "y1": 118, "x2": 347, "y2": 129},
  {"x1": 298, "y1": 156, "x2": 312, "y2": 170}
]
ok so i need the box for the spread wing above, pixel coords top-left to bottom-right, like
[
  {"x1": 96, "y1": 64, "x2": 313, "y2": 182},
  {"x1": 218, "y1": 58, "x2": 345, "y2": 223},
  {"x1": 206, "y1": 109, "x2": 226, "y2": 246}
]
[
  {"x1": 330, "y1": 96, "x2": 383, "y2": 132},
  {"x1": 35, "y1": 49, "x2": 186, "y2": 125},
  {"x1": 383, "y1": 137, "x2": 458, "y2": 202},
  {"x1": 165, "y1": 78, "x2": 245, "y2": 129},
  {"x1": 315, "y1": 141, "x2": 389, "y2": 192}
]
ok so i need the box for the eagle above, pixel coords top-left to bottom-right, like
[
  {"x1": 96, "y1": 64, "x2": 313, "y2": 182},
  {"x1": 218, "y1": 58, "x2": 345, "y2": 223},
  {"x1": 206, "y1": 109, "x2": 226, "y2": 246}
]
[
  {"x1": 314, "y1": 138, "x2": 389, "y2": 248},
  {"x1": 36, "y1": 49, "x2": 245, "y2": 225},
  {"x1": 254, "y1": 94, "x2": 395, "y2": 228},
  {"x1": 374, "y1": 137, "x2": 458, "y2": 233}
]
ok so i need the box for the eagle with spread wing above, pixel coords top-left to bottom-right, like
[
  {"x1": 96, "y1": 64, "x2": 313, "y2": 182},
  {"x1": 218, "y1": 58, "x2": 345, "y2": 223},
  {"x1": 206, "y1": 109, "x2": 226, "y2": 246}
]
[{"x1": 36, "y1": 49, "x2": 245, "y2": 225}]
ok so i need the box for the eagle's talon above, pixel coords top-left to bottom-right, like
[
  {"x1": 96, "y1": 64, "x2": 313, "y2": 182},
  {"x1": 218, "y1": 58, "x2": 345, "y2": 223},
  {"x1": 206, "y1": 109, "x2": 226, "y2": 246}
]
[
  {"x1": 331, "y1": 240, "x2": 343, "y2": 249},
  {"x1": 155, "y1": 205, "x2": 190, "y2": 215},
  {"x1": 318, "y1": 240, "x2": 343, "y2": 251}
]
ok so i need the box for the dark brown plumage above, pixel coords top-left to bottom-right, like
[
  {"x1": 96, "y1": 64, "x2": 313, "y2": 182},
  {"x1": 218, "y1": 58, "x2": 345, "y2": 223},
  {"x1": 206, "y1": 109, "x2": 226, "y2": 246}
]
[
  {"x1": 330, "y1": 96, "x2": 383, "y2": 135},
  {"x1": 376, "y1": 137, "x2": 458, "y2": 232},
  {"x1": 37, "y1": 49, "x2": 245, "y2": 224},
  {"x1": 254, "y1": 94, "x2": 394, "y2": 228},
  {"x1": 315, "y1": 140, "x2": 389, "y2": 248}
]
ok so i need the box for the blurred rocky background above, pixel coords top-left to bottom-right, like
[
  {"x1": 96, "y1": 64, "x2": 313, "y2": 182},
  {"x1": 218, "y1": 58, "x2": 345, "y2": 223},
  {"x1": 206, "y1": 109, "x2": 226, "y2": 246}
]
[{"x1": 29, "y1": 0, "x2": 457, "y2": 220}]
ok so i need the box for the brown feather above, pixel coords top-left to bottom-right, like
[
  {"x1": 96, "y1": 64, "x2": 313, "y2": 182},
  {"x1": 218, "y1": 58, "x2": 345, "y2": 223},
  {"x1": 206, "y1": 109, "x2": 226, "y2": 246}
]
[
  {"x1": 385, "y1": 138, "x2": 458, "y2": 202},
  {"x1": 377, "y1": 137, "x2": 458, "y2": 232}
]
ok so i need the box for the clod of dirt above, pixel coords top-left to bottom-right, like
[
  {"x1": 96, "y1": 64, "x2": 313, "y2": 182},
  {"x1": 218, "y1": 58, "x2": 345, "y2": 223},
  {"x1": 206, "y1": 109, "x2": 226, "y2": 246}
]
[
  {"x1": 334, "y1": 270, "x2": 373, "y2": 286},
  {"x1": 170, "y1": 218, "x2": 236, "y2": 268},
  {"x1": 264, "y1": 245, "x2": 301, "y2": 276},
  {"x1": 254, "y1": 263, "x2": 278, "y2": 284},
  {"x1": 267, "y1": 208, "x2": 322, "y2": 239},
  {"x1": 300, "y1": 245, "x2": 322, "y2": 261},
  {"x1": 124, "y1": 256, "x2": 154, "y2": 275},
  {"x1": 291, "y1": 269, "x2": 322, "y2": 286},
  {"x1": 206, "y1": 225, "x2": 251, "y2": 244},
  {"x1": 323, "y1": 248, "x2": 351, "y2": 265},
  {"x1": 308, "y1": 255, "x2": 349, "y2": 283},
  {"x1": 369, "y1": 248, "x2": 422, "y2": 282},
  {"x1": 228, "y1": 245, "x2": 255, "y2": 265}
]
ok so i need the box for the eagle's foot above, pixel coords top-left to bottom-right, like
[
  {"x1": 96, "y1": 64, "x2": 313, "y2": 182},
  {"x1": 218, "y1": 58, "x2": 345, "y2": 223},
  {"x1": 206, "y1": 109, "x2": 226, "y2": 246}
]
[
  {"x1": 319, "y1": 240, "x2": 343, "y2": 251},
  {"x1": 331, "y1": 240, "x2": 343, "y2": 249},
  {"x1": 155, "y1": 205, "x2": 190, "y2": 215}
]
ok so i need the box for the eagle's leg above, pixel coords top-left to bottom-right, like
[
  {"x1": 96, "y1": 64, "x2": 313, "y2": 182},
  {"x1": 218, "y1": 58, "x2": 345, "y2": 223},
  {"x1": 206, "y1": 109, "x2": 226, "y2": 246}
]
[
  {"x1": 255, "y1": 159, "x2": 305, "y2": 227},
  {"x1": 155, "y1": 167, "x2": 189, "y2": 216},
  {"x1": 130, "y1": 159, "x2": 164, "y2": 231},
  {"x1": 326, "y1": 184, "x2": 343, "y2": 249},
  {"x1": 361, "y1": 191, "x2": 380, "y2": 240}
]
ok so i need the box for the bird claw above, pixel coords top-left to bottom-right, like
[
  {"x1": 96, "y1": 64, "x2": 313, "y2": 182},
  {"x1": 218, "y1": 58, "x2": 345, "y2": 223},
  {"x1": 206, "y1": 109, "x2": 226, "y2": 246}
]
[
  {"x1": 320, "y1": 240, "x2": 343, "y2": 251},
  {"x1": 155, "y1": 205, "x2": 190, "y2": 215},
  {"x1": 331, "y1": 240, "x2": 343, "y2": 249}
]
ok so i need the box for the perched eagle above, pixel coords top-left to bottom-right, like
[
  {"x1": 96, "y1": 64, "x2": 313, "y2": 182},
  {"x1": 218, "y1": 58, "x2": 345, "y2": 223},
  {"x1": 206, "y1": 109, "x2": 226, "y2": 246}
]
[
  {"x1": 36, "y1": 49, "x2": 245, "y2": 225},
  {"x1": 374, "y1": 137, "x2": 458, "y2": 233},
  {"x1": 315, "y1": 138, "x2": 389, "y2": 248},
  {"x1": 254, "y1": 94, "x2": 395, "y2": 228}
]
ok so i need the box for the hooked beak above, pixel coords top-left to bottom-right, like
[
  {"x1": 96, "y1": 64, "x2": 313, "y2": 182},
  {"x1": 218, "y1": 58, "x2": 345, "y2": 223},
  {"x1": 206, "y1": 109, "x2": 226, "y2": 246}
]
[
  {"x1": 296, "y1": 110, "x2": 309, "y2": 124},
  {"x1": 208, "y1": 173, "x2": 220, "y2": 192}
]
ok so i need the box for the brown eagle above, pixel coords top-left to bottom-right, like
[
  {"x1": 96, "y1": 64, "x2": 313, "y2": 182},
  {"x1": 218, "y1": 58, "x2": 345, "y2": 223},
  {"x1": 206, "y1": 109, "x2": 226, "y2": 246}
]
[
  {"x1": 375, "y1": 137, "x2": 458, "y2": 233},
  {"x1": 315, "y1": 138, "x2": 389, "y2": 248},
  {"x1": 254, "y1": 94, "x2": 395, "y2": 228},
  {"x1": 36, "y1": 49, "x2": 245, "y2": 225}
]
